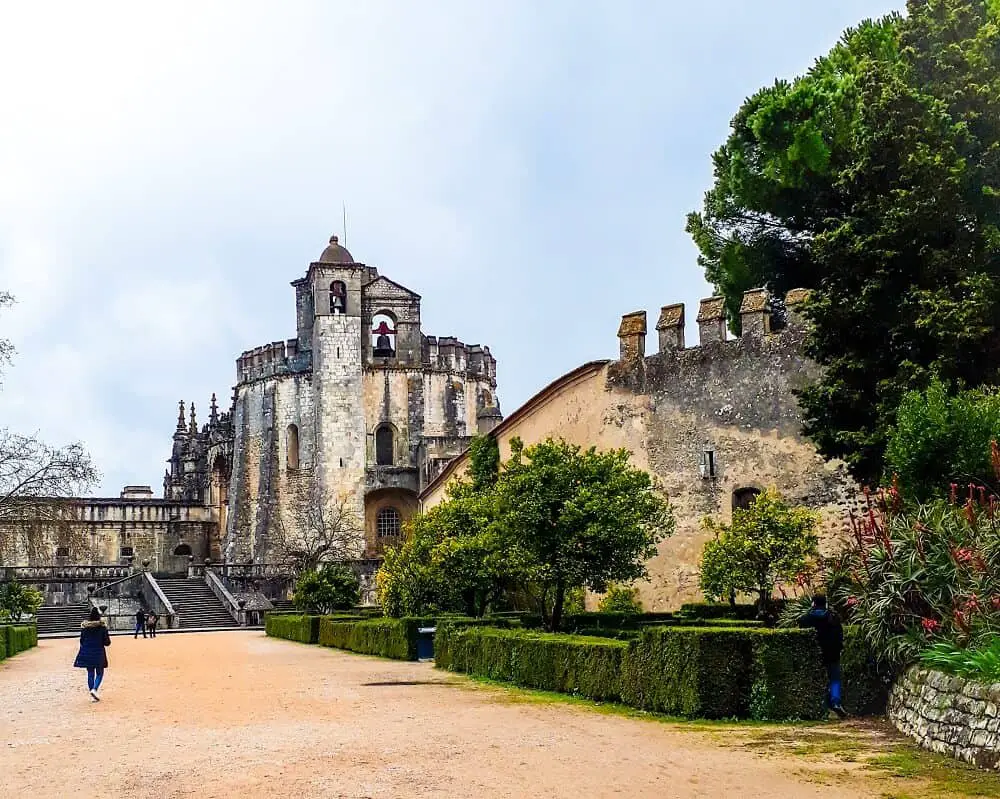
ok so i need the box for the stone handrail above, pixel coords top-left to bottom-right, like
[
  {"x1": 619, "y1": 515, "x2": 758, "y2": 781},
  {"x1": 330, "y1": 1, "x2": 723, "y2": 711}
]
[
  {"x1": 205, "y1": 568, "x2": 243, "y2": 626},
  {"x1": 142, "y1": 572, "x2": 178, "y2": 629},
  {"x1": 2, "y1": 564, "x2": 132, "y2": 582}
]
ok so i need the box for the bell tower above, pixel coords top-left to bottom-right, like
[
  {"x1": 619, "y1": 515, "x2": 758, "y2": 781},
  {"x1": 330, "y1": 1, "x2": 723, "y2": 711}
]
[{"x1": 309, "y1": 235, "x2": 367, "y2": 533}]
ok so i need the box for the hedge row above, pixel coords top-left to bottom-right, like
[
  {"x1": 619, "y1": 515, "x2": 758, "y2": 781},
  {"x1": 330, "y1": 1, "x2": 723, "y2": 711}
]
[
  {"x1": 318, "y1": 618, "x2": 430, "y2": 660},
  {"x1": 0, "y1": 624, "x2": 38, "y2": 660},
  {"x1": 264, "y1": 614, "x2": 366, "y2": 644},
  {"x1": 676, "y1": 602, "x2": 760, "y2": 620},
  {"x1": 317, "y1": 616, "x2": 510, "y2": 660},
  {"x1": 436, "y1": 625, "x2": 627, "y2": 701},
  {"x1": 436, "y1": 623, "x2": 885, "y2": 720}
]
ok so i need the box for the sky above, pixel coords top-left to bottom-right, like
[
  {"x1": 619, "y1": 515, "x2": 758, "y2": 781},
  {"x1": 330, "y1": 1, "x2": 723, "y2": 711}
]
[{"x1": 0, "y1": 1, "x2": 903, "y2": 496}]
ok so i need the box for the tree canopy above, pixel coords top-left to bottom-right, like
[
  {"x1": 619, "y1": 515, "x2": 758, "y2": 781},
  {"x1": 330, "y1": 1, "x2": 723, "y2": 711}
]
[
  {"x1": 495, "y1": 437, "x2": 673, "y2": 630},
  {"x1": 700, "y1": 488, "x2": 820, "y2": 611},
  {"x1": 688, "y1": 1, "x2": 1000, "y2": 484}
]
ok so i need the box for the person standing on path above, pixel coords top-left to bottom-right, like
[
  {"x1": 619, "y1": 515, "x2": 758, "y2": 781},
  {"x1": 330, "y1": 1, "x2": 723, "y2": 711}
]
[
  {"x1": 798, "y1": 594, "x2": 847, "y2": 718},
  {"x1": 74, "y1": 607, "x2": 111, "y2": 702},
  {"x1": 147, "y1": 612, "x2": 159, "y2": 638},
  {"x1": 134, "y1": 608, "x2": 146, "y2": 639}
]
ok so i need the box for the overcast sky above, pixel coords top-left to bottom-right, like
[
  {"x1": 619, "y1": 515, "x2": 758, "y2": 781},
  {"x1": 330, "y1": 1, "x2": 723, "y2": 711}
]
[{"x1": 0, "y1": 1, "x2": 902, "y2": 496}]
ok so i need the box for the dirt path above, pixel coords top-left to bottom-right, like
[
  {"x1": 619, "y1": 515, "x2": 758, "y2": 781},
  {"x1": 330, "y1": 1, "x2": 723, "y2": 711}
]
[{"x1": 0, "y1": 631, "x2": 931, "y2": 798}]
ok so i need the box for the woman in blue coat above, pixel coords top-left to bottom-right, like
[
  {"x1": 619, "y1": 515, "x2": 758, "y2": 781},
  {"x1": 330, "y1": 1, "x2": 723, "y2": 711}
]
[{"x1": 74, "y1": 607, "x2": 111, "y2": 701}]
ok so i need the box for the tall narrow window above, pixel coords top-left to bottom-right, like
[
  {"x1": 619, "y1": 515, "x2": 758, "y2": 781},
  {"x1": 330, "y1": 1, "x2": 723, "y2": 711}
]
[
  {"x1": 330, "y1": 281, "x2": 347, "y2": 315},
  {"x1": 375, "y1": 425, "x2": 394, "y2": 466},
  {"x1": 286, "y1": 424, "x2": 300, "y2": 471}
]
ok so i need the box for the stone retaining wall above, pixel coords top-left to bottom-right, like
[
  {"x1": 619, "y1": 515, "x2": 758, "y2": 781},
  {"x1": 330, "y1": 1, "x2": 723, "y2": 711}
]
[{"x1": 889, "y1": 665, "x2": 1000, "y2": 770}]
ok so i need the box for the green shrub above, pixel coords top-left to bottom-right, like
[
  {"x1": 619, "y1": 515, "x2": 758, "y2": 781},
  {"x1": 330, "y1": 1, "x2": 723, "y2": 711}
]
[
  {"x1": 436, "y1": 626, "x2": 627, "y2": 701},
  {"x1": 842, "y1": 627, "x2": 893, "y2": 715},
  {"x1": 920, "y1": 636, "x2": 1000, "y2": 682},
  {"x1": 748, "y1": 630, "x2": 827, "y2": 720},
  {"x1": 264, "y1": 614, "x2": 324, "y2": 644},
  {"x1": 293, "y1": 565, "x2": 361, "y2": 614},
  {"x1": 620, "y1": 626, "x2": 755, "y2": 718},
  {"x1": 0, "y1": 624, "x2": 38, "y2": 657},
  {"x1": 678, "y1": 602, "x2": 758, "y2": 620},
  {"x1": 318, "y1": 617, "x2": 440, "y2": 660},
  {"x1": 664, "y1": 618, "x2": 764, "y2": 628},
  {"x1": 598, "y1": 584, "x2": 644, "y2": 614}
]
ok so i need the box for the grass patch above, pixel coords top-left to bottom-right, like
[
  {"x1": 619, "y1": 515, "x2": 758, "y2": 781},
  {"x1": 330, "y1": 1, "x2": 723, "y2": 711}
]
[{"x1": 869, "y1": 750, "x2": 1000, "y2": 797}]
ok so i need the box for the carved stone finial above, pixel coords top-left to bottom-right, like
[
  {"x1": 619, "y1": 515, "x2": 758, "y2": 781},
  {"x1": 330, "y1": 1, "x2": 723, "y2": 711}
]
[
  {"x1": 656, "y1": 303, "x2": 685, "y2": 352},
  {"x1": 739, "y1": 288, "x2": 771, "y2": 338},
  {"x1": 697, "y1": 297, "x2": 727, "y2": 344},
  {"x1": 617, "y1": 311, "x2": 647, "y2": 363},
  {"x1": 176, "y1": 400, "x2": 186, "y2": 430}
]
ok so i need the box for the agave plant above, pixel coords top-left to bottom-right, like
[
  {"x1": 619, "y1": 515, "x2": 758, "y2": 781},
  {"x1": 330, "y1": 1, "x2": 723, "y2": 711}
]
[{"x1": 835, "y1": 479, "x2": 1000, "y2": 664}]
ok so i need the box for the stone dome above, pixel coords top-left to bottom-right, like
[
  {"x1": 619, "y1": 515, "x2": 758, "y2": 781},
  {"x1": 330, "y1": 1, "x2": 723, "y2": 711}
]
[{"x1": 318, "y1": 235, "x2": 354, "y2": 264}]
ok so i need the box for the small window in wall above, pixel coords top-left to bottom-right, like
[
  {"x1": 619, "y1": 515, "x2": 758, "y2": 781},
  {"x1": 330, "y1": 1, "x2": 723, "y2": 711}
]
[
  {"x1": 330, "y1": 281, "x2": 347, "y2": 315},
  {"x1": 174, "y1": 543, "x2": 192, "y2": 557},
  {"x1": 371, "y1": 311, "x2": 396, "y2": 358},
  {"x1": 286, "y1": 424, "x2": 300, "y2": 471},
  {"x1": 733, "y1": 487, "x2": 762, "y2": 511},
  {"x1": 377, "y1": 507, "x2": 401, "y2": 540},
  {"x1": 55, "y1": 546, "x2": 70, "y2": 558},
  {"x1": 375, "y1": 425, "x2": 394, "y2": 466},
  {"x1": 119, "y1": 546, "x2": 134, "y2": 559}
]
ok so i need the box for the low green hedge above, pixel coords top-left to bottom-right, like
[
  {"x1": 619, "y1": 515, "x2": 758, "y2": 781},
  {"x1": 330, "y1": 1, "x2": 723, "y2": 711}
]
[
  {"x1": 677, "y1": 602, "x2": 759, "y2": 620},
  {"x1": 0, "y1": 624, "x2": 38, "y2": 659},
  {"x1": 437, "y1": 623, "x2": 882, "y2": 721},
  {"x1": 841, "y1": 628, "x2": 893, "y2": 716},
  {"x1": 318, "y1": 616, "x2": 508, "y2": 660},
  {"x1": 436, "y1": 626, "x2": 627, "y2": 701},
  {"x1": 265, "y1": 614, "x2": 327, "y2": 643}
]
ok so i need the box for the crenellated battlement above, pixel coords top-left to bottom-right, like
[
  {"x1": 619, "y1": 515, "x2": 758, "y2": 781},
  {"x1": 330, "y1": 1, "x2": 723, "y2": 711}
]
[
  {"x1": 618, "y1": 288, "x2": 810, "y2": 363},
  {"x1": 235, "y1": 338, "x2": 305, "y2": 384},
  {"x1": 422, "y1": 335, "x2": 497, "y2": 381}
]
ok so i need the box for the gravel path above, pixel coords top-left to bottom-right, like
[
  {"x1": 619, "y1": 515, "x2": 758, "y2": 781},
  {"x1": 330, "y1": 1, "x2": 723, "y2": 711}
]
[{"x1": 0, "y1": 631, "x2": 878, "y2": 798}]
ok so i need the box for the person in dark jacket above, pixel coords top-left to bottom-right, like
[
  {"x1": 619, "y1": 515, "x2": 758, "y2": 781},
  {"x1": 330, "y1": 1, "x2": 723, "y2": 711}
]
[
  {"x1": 147, "y1": 612, "x2": 158, "y2": 638},
  {"x1": 798, "y1": 594, "x2": 847, "y2": 718},
  {"x1": 134, "y1": 608, "x2": 146, "y2": 639},
  {"x1": 74, "y1": 607, "x2": 111, "y2": 702}
]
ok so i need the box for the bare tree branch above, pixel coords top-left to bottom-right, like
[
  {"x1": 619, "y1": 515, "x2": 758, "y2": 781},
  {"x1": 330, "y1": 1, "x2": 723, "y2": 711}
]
[{"x1": 265, "y1": 481, "x2": 365, "y2": 574}]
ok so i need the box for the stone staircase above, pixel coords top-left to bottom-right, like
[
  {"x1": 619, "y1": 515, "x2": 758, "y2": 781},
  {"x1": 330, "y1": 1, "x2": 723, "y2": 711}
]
[
  {"x1": 36, "y1": 603, "x2": 90, "y2": 636},
  {"x1": 155, "y1": 578, "x2": 239, "y2": 629}
]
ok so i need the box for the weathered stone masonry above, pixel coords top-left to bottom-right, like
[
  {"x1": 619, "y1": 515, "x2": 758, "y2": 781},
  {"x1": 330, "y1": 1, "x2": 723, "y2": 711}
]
[
  {"x1": 224, "y1": 236, "x2": 501, "y2": 560},
  {"x1": 890, "y1": 666, "x2": 1000, "y2": 771},
  {"x1": 421, "y1": 288, "x2": 859, "y2": 610}
]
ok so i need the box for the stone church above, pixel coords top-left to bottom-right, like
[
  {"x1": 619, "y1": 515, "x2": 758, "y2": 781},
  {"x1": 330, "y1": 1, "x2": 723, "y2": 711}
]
[
  {"x1": 1, "y1": 235, "x2": 500, "y2": 574},
  {"x1": 214, "y1": 235, "x2": 501, "y2": 562}
]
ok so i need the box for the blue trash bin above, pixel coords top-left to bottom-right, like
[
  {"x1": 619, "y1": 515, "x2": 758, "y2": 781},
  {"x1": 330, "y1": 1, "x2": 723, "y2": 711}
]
[{"x1": 417, "y1": 626, "x2": 436, "y2": 660}]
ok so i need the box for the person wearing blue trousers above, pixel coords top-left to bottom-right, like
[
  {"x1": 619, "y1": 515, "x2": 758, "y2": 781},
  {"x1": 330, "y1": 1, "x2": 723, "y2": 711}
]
[
  {"x1": 798, "y1": 594, "x2": 847, "y2": 718},
  {"x1": 74, "y1": 607, "x2": 111, "y2": 702}
]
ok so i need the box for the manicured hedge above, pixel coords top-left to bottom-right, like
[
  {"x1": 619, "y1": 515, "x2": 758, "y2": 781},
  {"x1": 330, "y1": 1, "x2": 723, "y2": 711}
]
[
  {"x1": 841, "y1": 628, "x2": 893, "y2": 716},
  {"x1": 265, "y1": 614, "x2": 327, "y2": 643},
  {"x1": 436, "y1": 625, "x2": 627, "y2": 701},
  {"x1": 677, "y1": 602, "x2": 759, "y2": 621},
  {"x1": 319, "y1": 618, "x2": 418, "y2": 659},
  {"x1": 438, "y1": 622, "x2": 881, "y2": 721},
  {"x1": 0, "y1": 624, "x2": 38, "y2": 660}
]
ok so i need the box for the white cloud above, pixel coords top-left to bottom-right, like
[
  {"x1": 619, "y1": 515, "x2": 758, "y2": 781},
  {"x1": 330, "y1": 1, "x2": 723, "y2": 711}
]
[{"x1": 0, "y1": 0, "x2": 903, "y2": 493}]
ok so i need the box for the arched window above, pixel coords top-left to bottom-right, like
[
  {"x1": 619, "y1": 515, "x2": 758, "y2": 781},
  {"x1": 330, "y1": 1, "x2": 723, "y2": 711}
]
[
  {"x1": 733, "y1": 487, "x2": 762, "y2": 511},
  {"x1": 286, "y1": 424, "x2": 300, "y2": 471},
  {"x1": 375, "y1": 425, "x2": 394, "y2": 466},
  {"x1": 174, "y1": 543, "x2": 192, "y2": 557},
  {"x1": 330, "y1": 281, "x2": 347, "y2": 315},
  {"x1": 376, "y1": 507, "x2": 401, "y2": 540}
]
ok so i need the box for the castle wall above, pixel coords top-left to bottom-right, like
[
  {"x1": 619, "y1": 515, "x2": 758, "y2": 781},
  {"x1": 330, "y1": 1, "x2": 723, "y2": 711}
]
[{"x1": 421, "y1": 292, "x2": 856, "y2": 610}]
